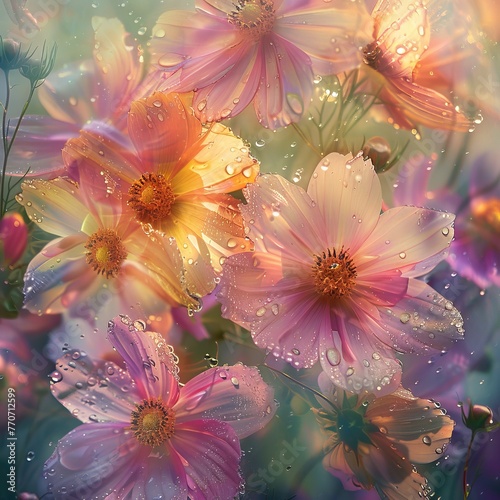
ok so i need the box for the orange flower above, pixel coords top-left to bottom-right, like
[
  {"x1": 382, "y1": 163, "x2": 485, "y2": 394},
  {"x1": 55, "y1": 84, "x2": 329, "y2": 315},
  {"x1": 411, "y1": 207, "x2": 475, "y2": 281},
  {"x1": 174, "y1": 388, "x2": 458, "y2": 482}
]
[
  {"x1": 314, "y1": 373, "x2": 455, "y2": 498},
  {"x1": 63, "y1": 92, "x2": 259, "y2": 297},
  {"x1": 360, "y1": 0, "x2": 470, "y2": 131}
]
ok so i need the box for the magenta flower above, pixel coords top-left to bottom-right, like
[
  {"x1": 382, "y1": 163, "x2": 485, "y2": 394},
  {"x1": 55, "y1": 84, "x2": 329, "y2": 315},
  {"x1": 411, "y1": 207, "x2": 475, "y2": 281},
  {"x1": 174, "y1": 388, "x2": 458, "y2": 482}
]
[
  {"x1": 150, "y1": 0, "x2": 370, "y2": 129},
  {"x1": 218, "y1": 152, "x2": 464, "y2": 394},
  {"x1": 0, "y1": 212, "x2": 28, "y2": 265},
  {"x1": 45, "y1": 315, "x2": 277, "y2": 498}
]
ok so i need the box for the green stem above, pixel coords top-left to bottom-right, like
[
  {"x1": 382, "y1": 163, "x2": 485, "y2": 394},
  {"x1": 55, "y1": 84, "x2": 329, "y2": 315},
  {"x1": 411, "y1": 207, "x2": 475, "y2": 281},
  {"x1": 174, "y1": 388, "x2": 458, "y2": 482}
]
[
  {"x1": 2, "y1": 84, "x2": 35, "y2": 215},
  {"x1": 463, "y1": 430, "x2": 476, "y2": 499},
  {"x1": 261, "y1": 363, "x2": 337, "y2": 412},
  {"x1": 1, "y1": 70, "x2": 11, "y2": 217}
]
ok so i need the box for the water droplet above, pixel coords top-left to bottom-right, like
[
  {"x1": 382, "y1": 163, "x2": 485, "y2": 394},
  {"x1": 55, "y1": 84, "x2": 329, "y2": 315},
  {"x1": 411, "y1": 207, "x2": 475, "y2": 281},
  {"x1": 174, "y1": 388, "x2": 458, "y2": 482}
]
[
  {"x1": 227, "y1": 238, "x2": 237, "y2": 248},
  {"x1": 346, "y1": 367, "x2": 355, "y2": 377},
  {"x1": 442, "y1": 227, "x2": 449, "y2": 236},
  {"x1": 271, "y1": 304, "x2": 279, "y2": 315},
  {"x1": 291, "y1": 348, "x2": 300, "y2": 355},
  {"x1": 422, "y1": 436, "x2": 432, "y2": 446},
  {"x1": 49, "y1": 371, "x2": 62, "y2": 383},
  {"x1": 399, "y1": 252, "x2": 406, "y2": 259},
  {"x1": 400, "y1": 312, "x2": 411, "y2": 324},
  {"x1": 372, "y1": 352, "x2": 381, "y2": 360},
  {"x1": 152, "y1": 100, "x2": 162, "y2": 108},
  {"x1": 326, "y1": 348, "x2": 341, "y2": 366},
  {"x1": 26, "y1": 451, "x2": 35, "y2": 461},
  {"x1": 231, "y1": 377, "x2": 239, "y2": 387},
  {"x1": 256, "y1": 306, "x2": 266, "y2": 317}
]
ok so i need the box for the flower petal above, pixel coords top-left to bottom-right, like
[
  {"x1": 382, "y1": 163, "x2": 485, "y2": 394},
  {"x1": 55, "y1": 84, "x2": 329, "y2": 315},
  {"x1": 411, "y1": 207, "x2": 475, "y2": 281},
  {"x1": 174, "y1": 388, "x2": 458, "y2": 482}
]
[
  {"x1": 307, "y1": 152, "x2": 382, "y2": 254},
  {"x1": 356, "y1": 206, "x2": 455, "y2": 278},
  {"x1": 373, "y1": 279, "x2": 465, "y2": 355},
  {"x1": 173, "y1": 123, "x2": 259, "y2": 195},
  {"x1": 253, "y1": 35, "x2": 313, "y2": 129},
  {"x1": 241, "y1": 174, "x2": 326, "y2": 261},
  {"x1": 175, "y1": 364, "x2": 276, "y2": 439},
  {"x1": 128, "y1": 92, "x2": 202, "y2": 175},
  {"x1": 319, "y1": 312, "x2": 402, "y2": 395},
  {"x1": 18, "y1": 178, "x2": 88, "y2": 237},
  {"x1": 5, "y1": 116, "x2": 77, "y2": 178},
  {"x1": 170, "y1": 419, "x2": 241, "y2": 499},
  {"x1": 44, "y1": 423, "x2": 148, "y2": 499},
  {"x1": 368, "y1": 387, "x2": 455, "y2": 463},
  {"x1": 275, "y1": 0, "x2": 371, "y2": 75},
  {"x1": 51, "y1": 351, "x2": 137, "y2": 423},
  {"x1": 107, "y1": 315, "x2": 181, "y2": 404}
]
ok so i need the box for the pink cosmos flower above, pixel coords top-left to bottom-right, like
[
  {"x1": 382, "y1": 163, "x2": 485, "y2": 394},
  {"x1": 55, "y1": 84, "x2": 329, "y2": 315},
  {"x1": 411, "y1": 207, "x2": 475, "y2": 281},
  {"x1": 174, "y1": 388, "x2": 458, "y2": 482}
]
[
  {"x1": 313, "y1": 372, "x2": 455, "y2": 498},
  {"x1": 16, "y1": 176, "x2": 199, "y2": 315},
  {"x1": 6, "y1": 17, "x2": 143, "y2": 178},
  {"x1": 218, "y1": 152, "x2": 464, "y2": 394},
  {"x1": 150, "y1": 0, "x2": 371, "y2": 129},
  {"x1": 359, "y1": 0, "x2": 470, "y2": 131},
  {"x1": 44, "y1": 315, "x2": 276, "y2": 498}
]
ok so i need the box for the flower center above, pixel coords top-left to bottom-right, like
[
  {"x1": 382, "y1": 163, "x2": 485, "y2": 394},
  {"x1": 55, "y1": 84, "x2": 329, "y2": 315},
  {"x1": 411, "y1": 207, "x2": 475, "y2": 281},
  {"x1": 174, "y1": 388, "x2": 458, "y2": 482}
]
[
  {"x1": 128, "y1": 173, "x2": 175, "y2": 225},
  {"x1": 84, "y1": 228, "x2": 127, "y2": 279},
  {"x1": 228, "y1": 0, "x2": 275, "y2": 40},
  {"x1": 472, "y1": 198, "x2": 500, "y2": 233},
  {"x1": 130, "y1": 398, "x2": 176, "y2": 448},
  {"x1": 312, "y1": 247, "x2": 357, "y2": 299},
  {"x1": 363, "y1": 41, "x2": 382, "y2": 70}
]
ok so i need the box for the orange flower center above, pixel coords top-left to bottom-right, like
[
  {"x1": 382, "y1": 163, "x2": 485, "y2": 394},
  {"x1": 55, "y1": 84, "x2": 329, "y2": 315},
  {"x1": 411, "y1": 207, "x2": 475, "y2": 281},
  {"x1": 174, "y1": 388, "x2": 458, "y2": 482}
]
[
  {"x1": 312, "y1": 247, "x2": 357, "y2": 300},
  {"x1": 472, "y1": 198, "x2": 500, "y2": 232},
  {"x1": 84, "y1": 228, "x2": 127, "y2": 279},
  {"x1": 228, "y1": 0, "x2": 275, "y2": 41},
  {"x1": 130, "y1": 398, "x2": 176, "y2": 448},
  {"x1": 128, "y1": 173, "x2": 175, "y2": 225},
  {"x1": 363, "y1": 41, "x2": 382, "y2": 70}
]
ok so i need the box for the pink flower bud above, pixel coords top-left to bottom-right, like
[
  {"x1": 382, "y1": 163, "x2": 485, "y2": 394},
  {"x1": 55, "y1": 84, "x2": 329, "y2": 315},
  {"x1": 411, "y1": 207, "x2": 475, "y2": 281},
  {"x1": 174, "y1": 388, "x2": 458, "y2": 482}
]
[{"x1": 0, "y1": 212, "x2": 28, "y2": 265}]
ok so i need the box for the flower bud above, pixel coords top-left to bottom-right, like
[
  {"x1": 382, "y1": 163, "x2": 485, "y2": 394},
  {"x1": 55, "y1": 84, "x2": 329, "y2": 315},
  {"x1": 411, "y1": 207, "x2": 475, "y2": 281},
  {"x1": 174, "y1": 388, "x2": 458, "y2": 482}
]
[
  {"x1": 362, "y1": 136, "x2": 391, "y2": 172},
  {"x1": 461, "y1": 401, "x2": 494, "y2": 433},
  {"x1": 0, "y1": 212, "x2": 28, "y2": 265}
]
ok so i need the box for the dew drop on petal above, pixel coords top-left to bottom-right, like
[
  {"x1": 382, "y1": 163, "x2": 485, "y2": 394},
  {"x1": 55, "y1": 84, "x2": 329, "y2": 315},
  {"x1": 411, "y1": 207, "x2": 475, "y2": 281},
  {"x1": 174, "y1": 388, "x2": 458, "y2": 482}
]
[
  {"x1": 326, "y1": 348, "x2": 341, "y2": 366},
  {"x1": 422, "y1": 435, "x2": 432, "y2": 446}
]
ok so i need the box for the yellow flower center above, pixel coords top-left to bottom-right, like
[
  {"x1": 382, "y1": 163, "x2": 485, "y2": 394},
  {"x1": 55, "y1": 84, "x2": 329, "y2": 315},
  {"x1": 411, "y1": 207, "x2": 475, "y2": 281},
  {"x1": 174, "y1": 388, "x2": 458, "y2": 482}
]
[
  {"x1": 128, "y1": 173, "x2": 175, "y2": 225},
  {"x1": 228, "y1": 0, "x2": 275, "y2": 41},
  {"x1": 312, "y1": 247, "x2": 357, "y2": 300},
  {"x1": 472, "y1": 198, "x2": 500, "y2": 232},
  {"x1": 130, "y1": 398, "x2": 176, "y2": 448},
  {"x1": 84, "y1": 228, "x2": 127, "y2": 279}
]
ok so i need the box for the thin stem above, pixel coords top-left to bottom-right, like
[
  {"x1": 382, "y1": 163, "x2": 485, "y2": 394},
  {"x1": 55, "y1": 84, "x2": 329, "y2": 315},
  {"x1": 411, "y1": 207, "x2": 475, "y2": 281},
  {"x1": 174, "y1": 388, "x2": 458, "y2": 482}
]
[
  {"x1": 1, "y1": 70, "x2": 11, "y2": 217},
  {"x1": 261, "y1": 363, "x2": 337, "y2": 412},
  {"x1": 291, "y1": 122, "x2": 321, "y2": 157},
  {"x1": 462, "y1": 430, "x2": 476, "y2": 499}
]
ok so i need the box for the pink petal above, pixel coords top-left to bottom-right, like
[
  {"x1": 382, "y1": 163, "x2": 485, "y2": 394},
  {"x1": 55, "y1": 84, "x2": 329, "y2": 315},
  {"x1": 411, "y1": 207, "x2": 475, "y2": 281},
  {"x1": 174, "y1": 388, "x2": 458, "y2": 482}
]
[
  {"x1": 241, "y1": 174, "x2": 326, "y2": 262},
  {"x1": 307, "y1": 153, "x2": 382, "y2": 255},
  {"x1": 51, "y1": 351, "x2": 138, "y2": 423},
  {"x1": 356, "y1": 206, "x2": 455, "y2": 279},
  {"x1": 253, "y1": 35, "x2": 313, "y2": 128},
  {"x1": 380, "y1": 77, "x2": 470, "y2": 131},
  {"x1": 5, "y1": 116, "x2": 78, "y2": 178},
  {"x1": 44, "y1": 423, "x2": 149, "y2": 498},
  {"x1": 275, "y1": 0, "x2": 372, "y2": 75},
  {"x1": 175, "y1": 364, "x2": 276, "y2": 439},
  {"x1": 373, "y1": 279, "x2": 465, "y2": 354},
  {"x1": 0, "y1": 212, "x2": 28, "y2": 264},
  {"x1": 151, "y1": 10, "x2": 239, "y2": 90},
  {"x1": 170, "y1": 419, "x2": 241, "y2": 499},
  {"x1": 319, "y1": 312, "x2": 402, "y2": 395},
  {"x1": 107, "y1": 315, "x2": 181, "y2": 404},
  {"x1": 191, "y1": 43, "x2": 262, "y2": 123}
]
